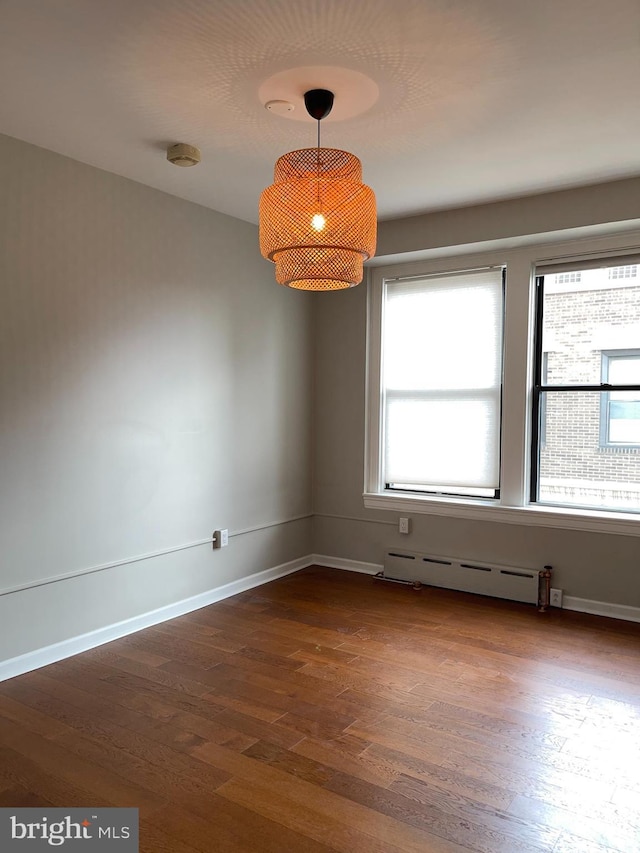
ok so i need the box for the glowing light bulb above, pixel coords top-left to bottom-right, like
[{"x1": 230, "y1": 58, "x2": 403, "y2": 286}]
[{"x1": 311, "y1": 213, "x2": 326, "y2": 231}]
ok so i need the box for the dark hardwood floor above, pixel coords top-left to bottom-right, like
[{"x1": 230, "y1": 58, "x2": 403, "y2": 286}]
[{"x1": 1, "y1": 565, "x2": 639, "y2": 852}]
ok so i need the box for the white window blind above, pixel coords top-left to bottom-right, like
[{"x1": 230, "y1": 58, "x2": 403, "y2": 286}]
[{"x1": 382, "y1": 268, "x2": 504, "y2": 496}]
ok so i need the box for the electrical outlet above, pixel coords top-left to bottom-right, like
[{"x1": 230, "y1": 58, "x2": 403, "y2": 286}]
[
  {"x1": 399, "y1": 517, "x2": 410, "y2": 534},
  {"x1": 213, "y1": 529, "x2": 229, "y2": 549},
  {"x1": 550, "y1": 588, "x2": 563, "y2": 608}
]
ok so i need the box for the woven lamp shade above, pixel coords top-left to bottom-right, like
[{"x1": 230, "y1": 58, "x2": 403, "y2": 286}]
[{"x1": 259, "y1": 147, "x2": 376, "y2": 291}]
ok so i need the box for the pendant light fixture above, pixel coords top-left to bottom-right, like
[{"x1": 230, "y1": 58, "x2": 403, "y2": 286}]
[{"x1": 259, "y1": 88, "x2": 376, "y2": 291}]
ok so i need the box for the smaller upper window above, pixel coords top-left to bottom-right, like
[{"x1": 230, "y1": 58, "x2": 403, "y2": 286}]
[
  {"x1": 600, "y1": 351, "x2": 640, "y2": 448},
  {"x1": 608, "y1": 265, "x2": 638, "y2": 280},
  {"x1": 555, "y1": 271, "x2": 581, "y2": 285}
]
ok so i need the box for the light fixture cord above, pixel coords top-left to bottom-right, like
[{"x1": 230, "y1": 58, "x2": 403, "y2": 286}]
[{"x1": 316, "y1": 118, "x2": 321, "y2": 207}]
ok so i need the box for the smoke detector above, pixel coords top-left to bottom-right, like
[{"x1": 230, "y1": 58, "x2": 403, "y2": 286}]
[
  {"x1": 265, "y1": 100, "x2": 295, "y2": 116},
  {"x1": 167, "y1": 143, "x2": 201, "y2": 167}
]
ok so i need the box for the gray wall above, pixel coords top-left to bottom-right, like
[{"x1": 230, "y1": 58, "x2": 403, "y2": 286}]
[
  {"x1": 0, "y1": 134, "x2": 313, "y2": 662},
  {"x1": 377, "y1": 176, "x2": 640, "y2": 259},
  {"x1": 313, "y1": 248, "x2": 640, "y2": 610}
]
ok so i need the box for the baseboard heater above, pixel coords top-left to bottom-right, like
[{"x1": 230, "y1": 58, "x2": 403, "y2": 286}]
[{"x1": 377, "y1": 549, "x2": 552, "y2": 610}]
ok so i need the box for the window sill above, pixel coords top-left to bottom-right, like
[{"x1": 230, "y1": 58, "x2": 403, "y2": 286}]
[{"x1": 363, "y1": 491, "x2": 640, "y2": 537}]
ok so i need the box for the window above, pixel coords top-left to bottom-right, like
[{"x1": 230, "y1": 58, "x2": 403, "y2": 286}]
[
  {"x1": 556, "y1": 271, "x2": 582, "y2": 285},
  {"x1": 600, "y1": 351, "x2": 640, "y2": 447},
  {"x1": 532, "y1": 264, "x2": 640, "y2": 512},
  {"x1": 376, "y1": 267, "x2": 504, "y2": 499},
  {"x1": 608, "y1": 265, "x2": 637, "y2": 280}
]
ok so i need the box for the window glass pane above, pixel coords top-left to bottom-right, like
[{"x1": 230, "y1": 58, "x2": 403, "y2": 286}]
[
  {"x1": 608, "y1": 396, "x2": 640, "y2": 443},
  {"x1": 541, "y1": 268, "x2": 640, "y2": 386},
  {"x1": 538, "y1": 390, "x2": 640, "y2": 511},
  {"x1": 608, "y1": 356, "x2": 640, "y2": 384}
]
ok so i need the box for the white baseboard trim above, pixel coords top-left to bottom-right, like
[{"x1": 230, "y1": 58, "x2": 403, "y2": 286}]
[
  {"x1": 0, "y1": 556, "x2": 309, "y2": 683},
  {"x1": 308, "y1": 554, "x2": 382, "y2": 575},
  {"x1": 563, "y1": 595, "x2": 640, "y2": 624}
]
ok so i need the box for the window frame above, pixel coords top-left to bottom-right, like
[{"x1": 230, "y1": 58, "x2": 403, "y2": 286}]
[
  {"x1": 381, "y1": 266, "x2": 505, "y2": 502},
  {"x1": 530, "y1": 277, "x2": 640, "y2": 510},
  {"x1": 364, "y1": 235, "x2": 640, "y2": 537},
  {"x1": 539, "y1": 352, "x2": 549, "y2": 448}
]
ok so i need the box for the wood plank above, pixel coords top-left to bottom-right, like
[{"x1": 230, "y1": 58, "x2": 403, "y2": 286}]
[
  {"x1": 1, "y1": 682, "x2": 230, "y2": 794},
  {"x1": 292, "y1": 736, "x2": 399, "y2": 788},
  {"x1": 144, "y1": 795, "x2": 338, "y2": 853},
  {"x1": 0, "y1": 715, "x2": 165, "y2": 811},
  {"x1": 328, "y1": 771, "x2": 559, "y2": 853},
  {"x1": 363, "y1": 743, "x2": 514, "y2": 810}
]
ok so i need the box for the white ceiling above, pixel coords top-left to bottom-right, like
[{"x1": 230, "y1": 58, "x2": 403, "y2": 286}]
[{"x1": 1, "y1": 0, "x2": 639, "y2": 225}]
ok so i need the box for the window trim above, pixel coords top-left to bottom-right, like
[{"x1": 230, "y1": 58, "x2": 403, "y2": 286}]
[
  {"x1": 530, "y1": 275, "x2": 545, "y2": 502},
  {"x1": 365, "y1": 235, "x2": 640, "y2": 537}
]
